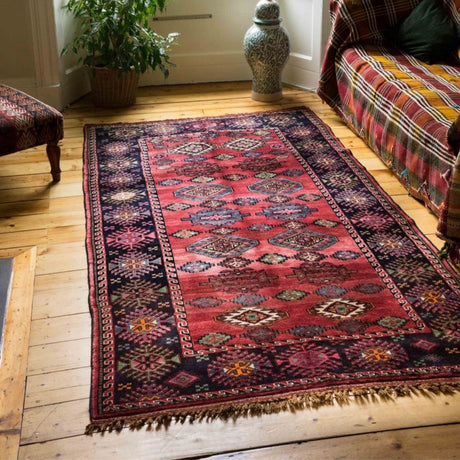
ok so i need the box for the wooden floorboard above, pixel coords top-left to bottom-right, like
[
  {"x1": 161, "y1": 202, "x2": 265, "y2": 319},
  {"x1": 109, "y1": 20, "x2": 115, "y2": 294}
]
[
  {"x1": 18, "y1": 395, "x2": 460, "y2": 459},
  {"x1": 204, "y1": 424, "x2": 460, "y2": 460},
  {"x1": 0, "y1": 248, "x2": 36, "y2": 460},
  {"x1": 0, "y1": 81, "x2": 455, "y2": 459}
]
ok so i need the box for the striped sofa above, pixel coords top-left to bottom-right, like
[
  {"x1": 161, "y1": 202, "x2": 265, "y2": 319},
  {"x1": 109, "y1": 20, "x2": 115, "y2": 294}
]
[{"x1": 318, "y1": 0, "x2": 460, "y2": 271}]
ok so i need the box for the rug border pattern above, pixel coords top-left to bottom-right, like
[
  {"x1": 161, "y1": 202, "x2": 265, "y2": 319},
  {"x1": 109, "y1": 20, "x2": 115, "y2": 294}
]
[{"x1": 82, "y1": 107, "x2": 460, "y2": 433}]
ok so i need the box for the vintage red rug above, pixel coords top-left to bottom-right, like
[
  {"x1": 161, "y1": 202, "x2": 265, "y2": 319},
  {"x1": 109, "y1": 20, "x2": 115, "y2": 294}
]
[{"x1": 83, "y1": 108, "x2": 460, "y2": 433}]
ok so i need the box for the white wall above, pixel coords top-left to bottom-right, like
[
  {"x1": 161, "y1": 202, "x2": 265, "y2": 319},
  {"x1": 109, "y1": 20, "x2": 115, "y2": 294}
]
[
  {"x1": 139, "y1": 0, "x2": 255, "y2": 86},
  {"x1": 0, "y1": 0, "x2": 36, "y2": 85},
  {"x1": 280, "y1": 0, "x2": 330, "y2": 90},
  {"x1": 0, "y1": 0, "x2": 82, "y2": 109},
  {"x1": 141, "y1": 0, "x2": 331, "y2": 91},
  {"x1": 0, "y1": 0, "x2": 331, "y2": 109},
  {"x1": 54, "y1": 0, "x2": 90, "y2": 106}
]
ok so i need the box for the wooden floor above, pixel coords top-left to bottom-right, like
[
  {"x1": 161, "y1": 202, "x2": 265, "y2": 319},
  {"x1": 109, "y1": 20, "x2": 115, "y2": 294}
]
[{"x1": 1, "y1": 82, "x2": 459, "y2": 459}]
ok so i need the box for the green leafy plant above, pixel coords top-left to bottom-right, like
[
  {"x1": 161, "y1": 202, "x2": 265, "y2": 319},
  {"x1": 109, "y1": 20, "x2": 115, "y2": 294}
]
[{"x1": 63, "y1": 0, "x2": 179, "y2": 77}]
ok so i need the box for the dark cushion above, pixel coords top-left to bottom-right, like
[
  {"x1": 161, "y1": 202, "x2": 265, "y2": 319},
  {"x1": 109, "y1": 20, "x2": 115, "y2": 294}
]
[{"x1": 391, "y1": 0, "x2": 459, "y2": 64}]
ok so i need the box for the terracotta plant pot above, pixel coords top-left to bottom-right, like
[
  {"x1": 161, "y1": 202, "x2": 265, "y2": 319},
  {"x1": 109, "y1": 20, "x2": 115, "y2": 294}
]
[{"x1": 88, "y1": 67, "x2": 140, "y2": 108}]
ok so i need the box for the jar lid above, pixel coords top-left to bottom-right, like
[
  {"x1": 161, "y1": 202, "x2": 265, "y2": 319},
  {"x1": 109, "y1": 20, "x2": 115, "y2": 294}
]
[{"x1": 253, "y1": 0, "x2": 281, "y2": 26}]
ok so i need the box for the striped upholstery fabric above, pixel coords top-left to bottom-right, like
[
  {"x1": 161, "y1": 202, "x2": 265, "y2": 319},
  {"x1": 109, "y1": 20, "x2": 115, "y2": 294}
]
[{"x1": 318, "y1": 0, "x2": 460, "y2": 245}]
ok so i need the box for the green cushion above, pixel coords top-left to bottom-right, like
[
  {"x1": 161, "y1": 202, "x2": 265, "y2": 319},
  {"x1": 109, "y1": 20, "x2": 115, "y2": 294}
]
[{"x1": 393, "y1": 0, "x2": 459, "y2": 64}]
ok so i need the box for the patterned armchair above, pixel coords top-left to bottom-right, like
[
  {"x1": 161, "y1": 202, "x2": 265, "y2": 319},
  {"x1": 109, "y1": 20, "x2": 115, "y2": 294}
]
[{"x1": 0, "y1": 84, "x2": 63, "y2": 182}]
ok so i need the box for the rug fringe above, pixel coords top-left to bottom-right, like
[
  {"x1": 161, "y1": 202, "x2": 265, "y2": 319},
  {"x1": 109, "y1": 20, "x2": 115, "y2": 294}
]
[{"x1": 85, "y1": 380, "x2": 460, "y2": 435}]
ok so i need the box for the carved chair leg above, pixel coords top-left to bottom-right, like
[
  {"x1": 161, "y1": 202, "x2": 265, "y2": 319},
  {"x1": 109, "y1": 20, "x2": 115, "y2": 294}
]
[{"x1": 46, "y1": 141, "x2": 61, "y2": 182}]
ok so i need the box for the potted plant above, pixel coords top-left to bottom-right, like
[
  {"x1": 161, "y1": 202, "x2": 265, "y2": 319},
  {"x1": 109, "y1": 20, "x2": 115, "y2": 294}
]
[{"x1": 63, "y1": 0, "x2": 179, "y2": 107}]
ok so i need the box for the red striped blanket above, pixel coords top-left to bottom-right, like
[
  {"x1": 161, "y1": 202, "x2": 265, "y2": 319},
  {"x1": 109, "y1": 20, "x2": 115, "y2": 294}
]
[{"x1": 317, "y1": 0, "x2": 460, "y2": 247}]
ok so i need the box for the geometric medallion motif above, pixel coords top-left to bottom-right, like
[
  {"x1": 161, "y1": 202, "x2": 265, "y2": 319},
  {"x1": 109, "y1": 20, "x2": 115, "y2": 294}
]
[
  {"x1": 288, "y1": 261, "x2": 354, "y2": 285},
  {"x1": 406, "y1": 283, "x2": 460, "y2": 314},
  {"x1": 106, "y1": 227, "x2": 156, "y2": 250},
  {"x1": 167, "y1": 371, "x2": 200, "y2": 388},
  {"x1": 108, "y1": 250, "x2": 162, "y2": 279},
  {"x1": 117, "y1": 344, "x2": 181, "y2": 383},
  {"x1": 103, "y1": 203, "x2": 150, "y2": 225},
  {"x1": 240, "y1": 157, "x2": 281, "y2": 172},
  {"x1": 256, "y1": 203, "x2": 318, "y2": 221},
  {"x1": 232, "y1": 293, "x2": 267, "y2": 306},
  {"x1": 188, "y1": 297, "x2": 224, "y2": 309},
  {"x1": 182, "y1": 208, "x2": 250, "y2": 227},
  {"x1": 430, "y1": 314, "x2": 460, "y2": 344},
  {"x1": 316, "y1": 285, "x2": 347, "y2": 298},
  {"x1": 248, "y1": 178, "x2": 303, "y2": 195},
  {"x1": 198, "y1": 332, "x2": 232, "y2": 347},
  {"x1": 344, "y1": 339, "x2": 409, "y2": 371},
  {"x1": 173, "y1": 141, "x2": 214, "y2": 156},
  {"x1": 187, "y1": 235, "x2": 259, "y2": 258},
  {"x1": 386, "y1": 259, "x2": 436, "y2": 284},
  {"x1": 333, "y1": 319, "x2": 370, "y2": 334},
  {"x1": 207, "y1": 350, "x2": 273, "y2": 386},
  {"x1": 110, "y1": 280, "x2": 167, "y2": 308},
  {"x1": 219, "y1": 256, "x2": 251, "y2": 269},
  {"x1": 224, "y1": 137, "x2": 262, "y2": 151},
  {"x1": 276, "y1": 343, "x2": 342, "y2": 377},
  {"x1": 310, "y1": 298, "x2": 374, "y2": 319},
  {"x1": 175, "y1": 161, "x2": 221, "y2": 177},
  {"x1": 116, "y1": 309, "x2": 172, "y2": 344},
  {"x1": 242, "y1": 327, "x2": 279, "y2": 343},
  {"x1": 215, "y1": 305, "x2": 288, "y2": 328},
  {"x1": 202, "y1": 268, "x2": 279, "y2": 293},
  {"x1": 179, "y1": 260, "x2": 212, "y2": 273},
  {"x1": 269, "y1": 229, "x2": 338, "y2": 251},
  {"x1": 367, "y1": 232, "x2": 416, "y2": 257},
  {"x1": 174, "y1": 184, "x2": 232, "y2": 201}
]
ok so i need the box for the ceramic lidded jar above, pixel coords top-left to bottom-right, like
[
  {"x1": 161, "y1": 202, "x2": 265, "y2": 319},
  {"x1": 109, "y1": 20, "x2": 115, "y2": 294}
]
[{"x1": 243, "y1": 0, "x2": 290, "y2": 102}]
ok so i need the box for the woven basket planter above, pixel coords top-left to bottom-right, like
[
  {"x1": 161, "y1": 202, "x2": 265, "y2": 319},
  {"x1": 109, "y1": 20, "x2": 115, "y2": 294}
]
[{"x1": 89, "y1": 67, "x2": 140, "y2": 108}]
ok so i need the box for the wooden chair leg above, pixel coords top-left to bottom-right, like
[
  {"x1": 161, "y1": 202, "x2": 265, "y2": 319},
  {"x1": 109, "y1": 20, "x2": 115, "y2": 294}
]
[{"x1": 46, "y1": 141, "x2": 61, "y2": 182}]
